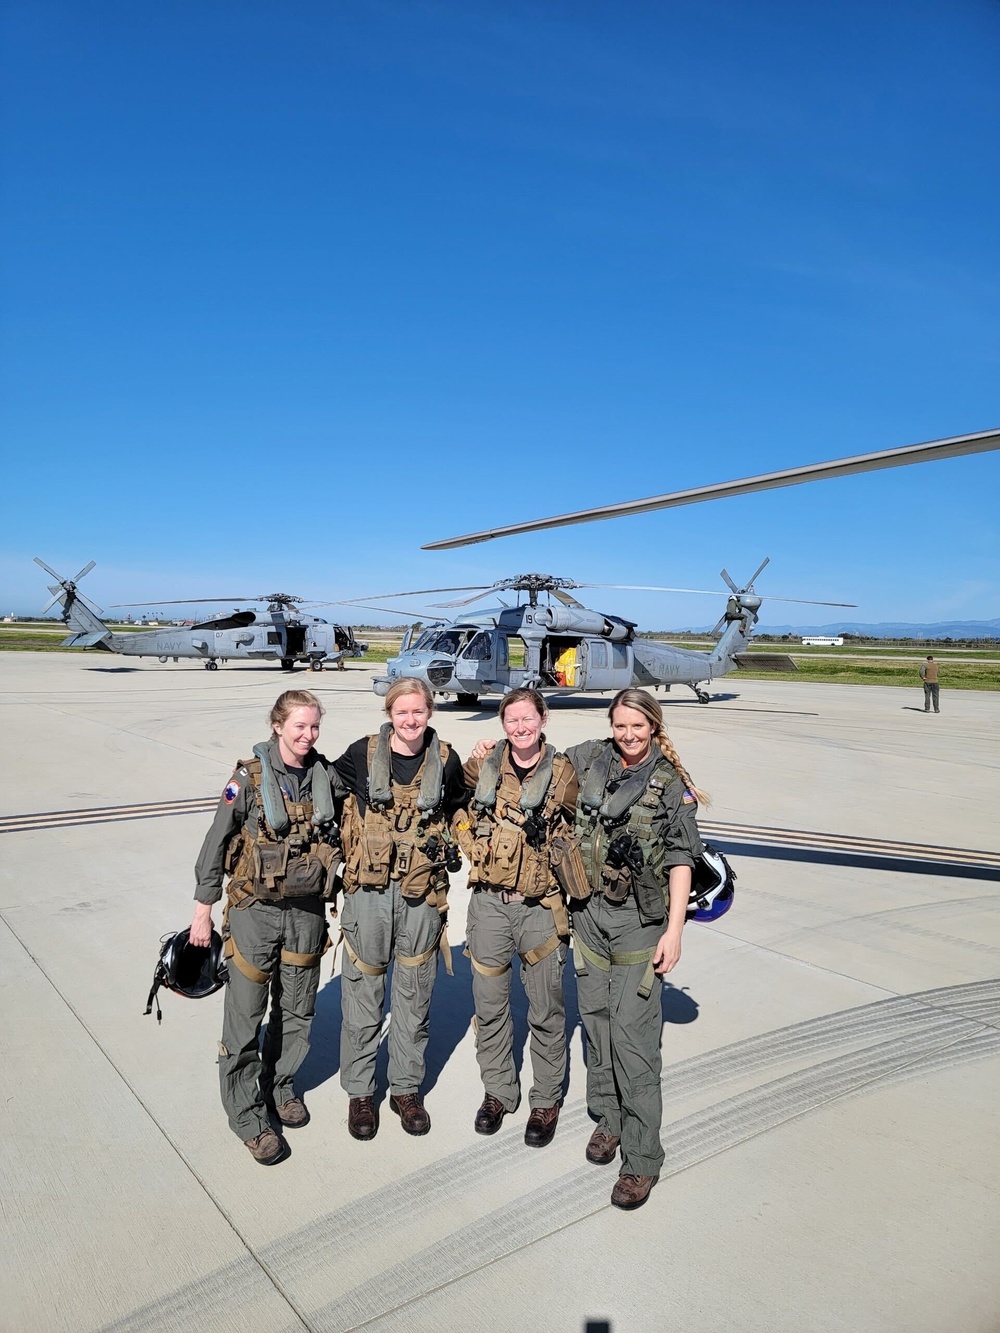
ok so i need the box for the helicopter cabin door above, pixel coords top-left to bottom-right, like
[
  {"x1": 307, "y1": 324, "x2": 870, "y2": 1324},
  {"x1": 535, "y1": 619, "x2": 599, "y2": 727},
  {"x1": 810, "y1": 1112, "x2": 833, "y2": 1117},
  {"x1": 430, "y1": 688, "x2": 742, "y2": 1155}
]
[
  {"x1": 579, "y1": 638, "x2": 633, "y2": 691},
  {"x1": 456, "y1": 629, "x2": 500, "y2": 690}
]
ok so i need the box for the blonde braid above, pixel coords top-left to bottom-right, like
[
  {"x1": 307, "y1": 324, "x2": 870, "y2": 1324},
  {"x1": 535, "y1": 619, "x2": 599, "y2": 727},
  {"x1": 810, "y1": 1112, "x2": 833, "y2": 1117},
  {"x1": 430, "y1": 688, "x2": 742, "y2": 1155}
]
[{"x1": 655, "y1": 730, "x2": 711, "y2": 806}]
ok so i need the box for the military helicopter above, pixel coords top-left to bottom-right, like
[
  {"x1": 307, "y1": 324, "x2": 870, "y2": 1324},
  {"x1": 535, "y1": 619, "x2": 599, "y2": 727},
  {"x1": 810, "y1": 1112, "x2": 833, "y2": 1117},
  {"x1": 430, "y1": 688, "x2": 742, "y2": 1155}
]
[
  {"x1": 350, "y1": 566, "x2": 853, "y2": 705},
  {"x1": 34, "y1": 558, "x2": 368, "y2": 671}
]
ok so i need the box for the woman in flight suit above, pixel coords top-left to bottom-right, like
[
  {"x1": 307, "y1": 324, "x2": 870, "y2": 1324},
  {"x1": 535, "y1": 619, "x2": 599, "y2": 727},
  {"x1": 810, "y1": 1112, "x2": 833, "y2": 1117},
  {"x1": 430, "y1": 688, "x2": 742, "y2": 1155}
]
[
  {"x1": 565, "y1": 687, "x2": 705, "y2": 1210},
  {"x1": 462, "y1": 688, "x2": 578, "y2": 1146},
  {"x1": 190, "y1": 689, "x2": 342, "y2": 1166},
  {"x1": 334, "y1": 677, "x2": 467, "y2": 1141}
]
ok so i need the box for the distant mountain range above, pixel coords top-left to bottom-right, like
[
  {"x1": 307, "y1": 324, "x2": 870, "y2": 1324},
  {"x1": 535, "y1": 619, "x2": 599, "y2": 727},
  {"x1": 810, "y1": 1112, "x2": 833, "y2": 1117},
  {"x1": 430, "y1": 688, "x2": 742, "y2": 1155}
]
[{"x1": 678, "y1": 618, "x2": 1000, "y2": 639}]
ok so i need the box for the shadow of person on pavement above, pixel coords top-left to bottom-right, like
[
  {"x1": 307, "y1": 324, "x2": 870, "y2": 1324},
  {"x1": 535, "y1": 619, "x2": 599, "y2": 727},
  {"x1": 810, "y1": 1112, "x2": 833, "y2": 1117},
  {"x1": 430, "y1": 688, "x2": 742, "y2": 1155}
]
[{"x1": 295, "y1": 972, "x2": 343, "y2": 1093}]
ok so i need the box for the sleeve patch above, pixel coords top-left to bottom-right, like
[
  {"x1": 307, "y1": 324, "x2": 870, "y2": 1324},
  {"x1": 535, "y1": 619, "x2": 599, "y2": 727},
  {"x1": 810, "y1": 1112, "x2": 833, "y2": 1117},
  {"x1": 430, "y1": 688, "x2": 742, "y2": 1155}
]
[
  {"x1": 223, "y1": 781, "x2": 241, "y2": 804},
  {"x1": 682, "y1": 789, "x2": 698, "y2": 804}
]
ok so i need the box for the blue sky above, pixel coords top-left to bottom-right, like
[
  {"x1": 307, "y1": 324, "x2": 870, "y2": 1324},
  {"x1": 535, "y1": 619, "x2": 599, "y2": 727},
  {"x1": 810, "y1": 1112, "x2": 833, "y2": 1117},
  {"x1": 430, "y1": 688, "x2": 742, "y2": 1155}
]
[{"x1": 2, "y1": 0, "x2": 998, "y2": 629}]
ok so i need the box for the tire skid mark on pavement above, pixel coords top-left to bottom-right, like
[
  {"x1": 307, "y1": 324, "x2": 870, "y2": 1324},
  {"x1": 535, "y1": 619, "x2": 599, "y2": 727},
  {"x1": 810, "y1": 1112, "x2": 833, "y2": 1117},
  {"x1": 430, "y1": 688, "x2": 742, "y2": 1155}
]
[
  {"x1": 314, "y1": 1020, "x2": 1000, "y2": 1333},
  {"x1": 5, "y1": 800, "x2": 998, "y2": 873},
  {"x1": 97, "y1": 979, "x2": 1000, "y2": 1333}
]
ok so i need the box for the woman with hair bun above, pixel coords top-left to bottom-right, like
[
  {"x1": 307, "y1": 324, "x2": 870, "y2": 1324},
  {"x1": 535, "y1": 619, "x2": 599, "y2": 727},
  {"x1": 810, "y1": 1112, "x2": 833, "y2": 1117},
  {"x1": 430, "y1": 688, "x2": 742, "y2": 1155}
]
[
  {"x1": 334, "y1": 678, "x2": 467, "y2": 1142},
  {"x1": 565, "y1": 688, "x2": 706, "y2": 1210},
  {"x1": 191, "y1": 690, "x2": 344, "y2": 1166},
  {"x1": 461, "y1": 688, "x2": 578, "y2": 1147}
]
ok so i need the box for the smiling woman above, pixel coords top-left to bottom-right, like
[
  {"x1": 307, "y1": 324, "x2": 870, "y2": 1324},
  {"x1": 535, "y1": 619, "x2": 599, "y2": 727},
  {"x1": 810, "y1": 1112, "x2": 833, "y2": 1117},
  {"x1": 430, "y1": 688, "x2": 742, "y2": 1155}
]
[
  {"x1": 333, "y1": 677, "x2": 468, "y2": 1142},
  {"x1": 188, "y1": 689, "x2": 344, "y2": 1167}
]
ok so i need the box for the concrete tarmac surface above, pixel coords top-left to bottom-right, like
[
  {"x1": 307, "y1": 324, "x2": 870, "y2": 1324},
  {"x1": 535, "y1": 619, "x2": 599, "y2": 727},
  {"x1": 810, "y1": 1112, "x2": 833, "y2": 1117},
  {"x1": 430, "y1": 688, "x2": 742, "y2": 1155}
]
[{"x1": 1, "y1": 652, "x2": 998, "y2": 1333}]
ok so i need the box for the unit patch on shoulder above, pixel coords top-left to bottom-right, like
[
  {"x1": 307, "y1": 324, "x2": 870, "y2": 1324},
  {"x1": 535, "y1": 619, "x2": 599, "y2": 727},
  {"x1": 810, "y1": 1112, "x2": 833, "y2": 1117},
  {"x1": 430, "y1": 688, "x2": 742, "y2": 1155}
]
[
  {"x1": 682, "y1": 789, "x2": 697, "y2": 805},
  {"x1": 223, "y1": 780, "x2": 241, "y2": 805}
]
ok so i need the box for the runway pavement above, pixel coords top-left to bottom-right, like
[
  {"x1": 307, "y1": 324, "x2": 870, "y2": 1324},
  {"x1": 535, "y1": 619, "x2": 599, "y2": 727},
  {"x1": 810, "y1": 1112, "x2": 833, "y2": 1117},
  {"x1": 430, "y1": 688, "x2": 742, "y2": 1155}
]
[{"x1": 1, "y1": 652, "x2": 997, "y2": 1333}]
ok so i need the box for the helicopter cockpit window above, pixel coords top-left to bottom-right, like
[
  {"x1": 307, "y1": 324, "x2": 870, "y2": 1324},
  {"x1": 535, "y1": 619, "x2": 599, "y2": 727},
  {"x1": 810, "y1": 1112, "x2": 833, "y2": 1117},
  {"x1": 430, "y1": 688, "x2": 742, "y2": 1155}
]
[
  {"x1": 267, "y1": 631, "x2": 282, "y2": 645},
  {"x1": 462, "y1": 631, "x2": 492, "y2": 661}
]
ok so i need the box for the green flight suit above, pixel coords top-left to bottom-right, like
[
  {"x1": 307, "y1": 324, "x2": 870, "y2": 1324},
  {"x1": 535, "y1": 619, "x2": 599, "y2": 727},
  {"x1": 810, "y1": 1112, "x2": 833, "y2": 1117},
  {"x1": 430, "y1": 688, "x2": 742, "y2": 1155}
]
[
  {"x1": 566, "y1": 739, "x2": 703, "y2": 1179},
  {"x1": 194, "y1": 740, "x2": 340, "y2": 1141}
]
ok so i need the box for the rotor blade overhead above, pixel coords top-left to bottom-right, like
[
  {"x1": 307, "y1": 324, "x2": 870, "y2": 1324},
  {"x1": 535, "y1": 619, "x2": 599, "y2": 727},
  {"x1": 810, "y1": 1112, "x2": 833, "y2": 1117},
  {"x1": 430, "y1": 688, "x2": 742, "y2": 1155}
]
[
  {"x1": 552, "y1": 589, "x2": 586, "y2": 608},
  {"x1": 422, "y1": 427, "x2": 1000, "y2": 549},
  {"x1": 720, "y1": 568, "x2": 739, "y2": 594},
  {"x1": 110, "y1": 598, "x2": 253, "y2": 607},
  {"x1": 333, "y1": 585, "x2": 493, "y2": 605},
  {"x1": 72, "y1": 561, "x2": 96, "y2": 582}
]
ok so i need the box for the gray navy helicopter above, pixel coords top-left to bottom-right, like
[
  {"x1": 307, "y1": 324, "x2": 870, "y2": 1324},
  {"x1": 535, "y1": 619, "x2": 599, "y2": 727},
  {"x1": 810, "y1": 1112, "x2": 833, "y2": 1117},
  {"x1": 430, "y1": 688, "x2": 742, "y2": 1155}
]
[
  {"x1": 34, "y1": 558, "x2": 367, "y2": 671},
  {"x1": 360, "y1": 426, "x2": 1000, "y2": 707},
  {"x1": 352, "y1": 565, "x2": 853, "y2": 705}
]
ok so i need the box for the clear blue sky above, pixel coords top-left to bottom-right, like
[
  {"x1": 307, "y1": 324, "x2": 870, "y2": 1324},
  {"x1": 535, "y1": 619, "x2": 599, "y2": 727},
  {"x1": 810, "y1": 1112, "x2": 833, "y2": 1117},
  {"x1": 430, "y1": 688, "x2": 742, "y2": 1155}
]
[{"x1": 2, "y1": 0, "x2": 998, "y2": 629}]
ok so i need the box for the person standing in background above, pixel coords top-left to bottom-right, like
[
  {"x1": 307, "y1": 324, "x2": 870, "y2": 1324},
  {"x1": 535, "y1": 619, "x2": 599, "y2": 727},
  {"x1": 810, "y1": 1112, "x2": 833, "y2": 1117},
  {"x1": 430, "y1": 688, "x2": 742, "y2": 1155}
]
[{"x1": 919, "y1": 656, "x2": 940, "y2": 712}]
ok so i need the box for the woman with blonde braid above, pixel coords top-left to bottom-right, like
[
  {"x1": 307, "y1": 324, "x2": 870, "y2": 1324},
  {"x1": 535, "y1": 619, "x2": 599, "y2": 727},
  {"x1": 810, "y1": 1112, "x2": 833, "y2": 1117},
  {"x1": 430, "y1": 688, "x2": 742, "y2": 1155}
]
[{"x1": 565, "y1": 688, "x2": 706, "y2": 1210}]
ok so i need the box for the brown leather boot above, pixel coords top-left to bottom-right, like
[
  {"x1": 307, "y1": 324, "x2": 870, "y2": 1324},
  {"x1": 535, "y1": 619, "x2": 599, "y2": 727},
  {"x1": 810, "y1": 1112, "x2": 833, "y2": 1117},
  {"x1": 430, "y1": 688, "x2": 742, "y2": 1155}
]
[
  {"x1": 347, "y1": 1096, "x2": 378, "y2": 1141},
  {"x1": 275, "y1": 1097, "x2": 310, "y2": 1128},
  {"x1": 474, "y1": 1095, "x2": 507, "y2": 1136},
  {"x1": 244, "y1": 1128, "x2": 286, "y2": 1165},
  {"x1": 585, "y1": 1128, "x2": 620, "y2": 1165},
  {"x1": 524, "y1": 1103, "x2": 560, "y2": 1148},
  {"x1": 610, "y1": 1174, "x2": 658, "y2": 1210},
  {"x1": 390, "y1": 1093, "x2": 431, "y2": 1136}
]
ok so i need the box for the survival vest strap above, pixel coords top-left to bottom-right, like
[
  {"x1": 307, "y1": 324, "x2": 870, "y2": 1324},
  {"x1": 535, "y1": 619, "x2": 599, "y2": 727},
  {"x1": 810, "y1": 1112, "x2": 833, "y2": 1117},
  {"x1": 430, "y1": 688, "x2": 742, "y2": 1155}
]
[
  {"x1": 367, "y1": 723, "x2": 445, "y2": 812},
  {"x1": 252, "y1": 742, "x2": 336, "y2": 836},
  {"x1": 472, "y1": 740, "x2": 556, "y2": 814}
]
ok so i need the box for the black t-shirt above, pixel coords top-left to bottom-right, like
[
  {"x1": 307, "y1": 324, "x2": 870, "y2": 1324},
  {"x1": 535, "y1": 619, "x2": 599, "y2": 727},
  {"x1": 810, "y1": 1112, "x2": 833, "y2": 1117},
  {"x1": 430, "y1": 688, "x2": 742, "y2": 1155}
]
[
  {"x1": 334, "y1": 732, "x2": 467, "y2": 819},
  {"x1": 510, "y1": 757, "x2": 536, "y2": 785}
]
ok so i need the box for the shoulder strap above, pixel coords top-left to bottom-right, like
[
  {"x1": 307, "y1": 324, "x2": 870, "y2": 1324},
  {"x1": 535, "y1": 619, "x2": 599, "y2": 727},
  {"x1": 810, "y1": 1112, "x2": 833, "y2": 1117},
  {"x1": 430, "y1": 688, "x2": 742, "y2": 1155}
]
[
  {"x1": 578, "y1": 742, "x2": 617, "y2": 815},
  {"x1": 252, "y1": 743, "x2": 291, "y2": 836},
  {"x1": 367, "y1": 726, "x2": 393, "y2": 808},
  {"x1": 473, "y1": 739, "x2": 508, "y2": 811}
]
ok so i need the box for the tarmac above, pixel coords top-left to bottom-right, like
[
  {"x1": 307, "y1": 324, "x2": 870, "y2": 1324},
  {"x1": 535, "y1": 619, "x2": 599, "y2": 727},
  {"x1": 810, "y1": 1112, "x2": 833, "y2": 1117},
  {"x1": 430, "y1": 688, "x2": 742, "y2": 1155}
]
[{"x1": 1, "y1": 651, "x2": 998, "y2": 1333}]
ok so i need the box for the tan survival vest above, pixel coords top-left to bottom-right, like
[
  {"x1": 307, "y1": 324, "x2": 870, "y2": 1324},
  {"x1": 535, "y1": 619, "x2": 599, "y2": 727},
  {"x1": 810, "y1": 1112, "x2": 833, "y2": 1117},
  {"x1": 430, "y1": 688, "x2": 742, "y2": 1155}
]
[
  {"x1": 224, "y1": 754, "x2": 340, "y2": 907},
  {"x1": 340, "y1": 726, "x2": 454, "y2": 906},
  {"x1": 465, "y1": 741, "x2": 574, "y2": 898}
]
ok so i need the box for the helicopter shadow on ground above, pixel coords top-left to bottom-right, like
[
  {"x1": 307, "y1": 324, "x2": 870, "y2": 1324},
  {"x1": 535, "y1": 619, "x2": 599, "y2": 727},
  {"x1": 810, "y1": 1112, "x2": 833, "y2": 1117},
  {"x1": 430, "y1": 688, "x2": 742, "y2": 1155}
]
[{"x1": 86, "y1": 667, "x2": 144, "y2": 673}]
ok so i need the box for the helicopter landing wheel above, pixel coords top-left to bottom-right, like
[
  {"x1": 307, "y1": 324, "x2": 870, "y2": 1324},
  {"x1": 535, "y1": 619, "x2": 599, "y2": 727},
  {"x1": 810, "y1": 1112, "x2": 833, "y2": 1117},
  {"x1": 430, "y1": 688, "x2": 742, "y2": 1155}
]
[
  {"x1": 455, "y1": 692, "x2": 480, "y2": 707},
  {"x1": 205, "y1": 660, "x2": 219, "y2": 671},
  {"x1": 309, "y1": 659, "x2": 323, "y2": 672},
  {"x1": 695, "y1": 687, "x2": 710, "y2": 704},
  {"x1": 280, "y1": 658, "x2": 295, "y2": 672}
]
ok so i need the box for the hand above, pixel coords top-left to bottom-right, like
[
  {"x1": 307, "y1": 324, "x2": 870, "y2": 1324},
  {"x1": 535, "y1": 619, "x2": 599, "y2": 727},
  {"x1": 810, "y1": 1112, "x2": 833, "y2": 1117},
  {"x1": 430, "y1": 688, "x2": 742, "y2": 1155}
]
[
  {"x1": 189, "y1": 902, "x2": 214, "y2": 948},
  {"x1": 653, "y1": 929, "x2": 682, "y2": 976},
  {"x1": 470, "y1": 737, "x2": 498, "y2": 761}
]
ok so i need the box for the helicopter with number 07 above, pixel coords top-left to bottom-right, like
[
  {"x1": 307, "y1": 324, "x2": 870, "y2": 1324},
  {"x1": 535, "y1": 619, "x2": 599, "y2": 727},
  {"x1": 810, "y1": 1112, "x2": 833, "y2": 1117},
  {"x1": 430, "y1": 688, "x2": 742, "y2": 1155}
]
[{"x1": 33, "y1": 559, "x2": 367, "y2": 671}]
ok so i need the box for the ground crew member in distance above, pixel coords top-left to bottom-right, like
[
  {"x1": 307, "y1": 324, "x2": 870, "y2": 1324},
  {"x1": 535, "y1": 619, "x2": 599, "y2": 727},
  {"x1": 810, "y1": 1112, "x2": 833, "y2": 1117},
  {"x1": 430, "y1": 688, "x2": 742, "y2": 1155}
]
[
  {"x1": 190, "y1": 690, "x2": 343, "y2": 1166},
  {"x1": 333, "y1": 677, "x2": 467, "y2": 1140},
  {"x1": 460, "y1": 688, "x2": 578, "y2": 1146},
  {"x1": 565, "y1": 687, "x2": 705, "y2": 1210},
  {"x1": 919, "y1": 655, "x2": 941, "y2": 712}
]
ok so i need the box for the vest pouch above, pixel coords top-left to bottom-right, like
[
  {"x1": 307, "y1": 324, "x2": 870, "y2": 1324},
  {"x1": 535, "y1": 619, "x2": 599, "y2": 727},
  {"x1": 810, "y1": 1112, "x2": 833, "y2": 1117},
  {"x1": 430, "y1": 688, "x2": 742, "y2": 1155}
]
[
  {"x1": 398, "y1": 857, "x2": 437, "y2": 901},
  {"x1": 251, "y1": 840, "x2": 288, "y2": 896},
  {"x1": 520, "y1": 847, "x2": 552, "y2": 899},
  {"x1": 632, "y1": 869, "x2": 667, "y2": 925},
  {"x1": 281, "y1": 851, "x2": 327, "y2": 898},
  {"x1": 548, "y1": 833, "x2": 592, "y2": 900},
  {"x1": 313, "y1": 841, "x2": 344, "y2": 900},
  {"x1": 486, "y1": 823, "x2": 522, "y2": 889},
  {"x1": 601, "y1": 863, "x2": 632, "y2": 904},
  {"x1": 359, "y1": 826, "x2": 392, "y2": 886}
]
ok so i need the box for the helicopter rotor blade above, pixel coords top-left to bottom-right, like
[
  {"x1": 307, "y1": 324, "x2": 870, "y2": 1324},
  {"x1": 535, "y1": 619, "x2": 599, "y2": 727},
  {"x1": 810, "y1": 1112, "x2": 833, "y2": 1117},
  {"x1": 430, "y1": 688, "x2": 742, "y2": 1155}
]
[
  {"x1": 552, "y1": 589, "x2": 586, "y2": 608},
  {"x1": 72, "y1": 560, "x2": 96, "y2": 583},
  {"x1": 332, "y1": 585, "x2": 494, "y2": 605},
  {"x1": 110, "y1": 597, "x2": 257, "y2": 607},
  {"x1": 422, "y1": 427, "x2": 1000, "y2": 549},
  {"x1": 430, "y1": 590, "x2": 496, "y2": 608},
  {"x1": 40, "y1": 593, "x2": 63, "y2": 615},
  {"x1": 720, "y1": 568, "x2": 739, "y2": 594},
  {"x1": 746, "y1": 556, "x2": 771, "y2": 588},
  {"x1": 34, "y1": 556, "x2": 64, "y2": 582}
]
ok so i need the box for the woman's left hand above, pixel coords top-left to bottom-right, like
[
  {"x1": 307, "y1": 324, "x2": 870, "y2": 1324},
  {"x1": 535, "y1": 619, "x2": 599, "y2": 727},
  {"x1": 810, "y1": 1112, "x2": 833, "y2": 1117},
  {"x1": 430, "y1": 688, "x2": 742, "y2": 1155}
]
[
  {"x1": 470, "y1": 737, "x2": 498, "y2": 761},
  {"x1": 653, "y1": 929, "x2": 682, "y2": 975}
]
